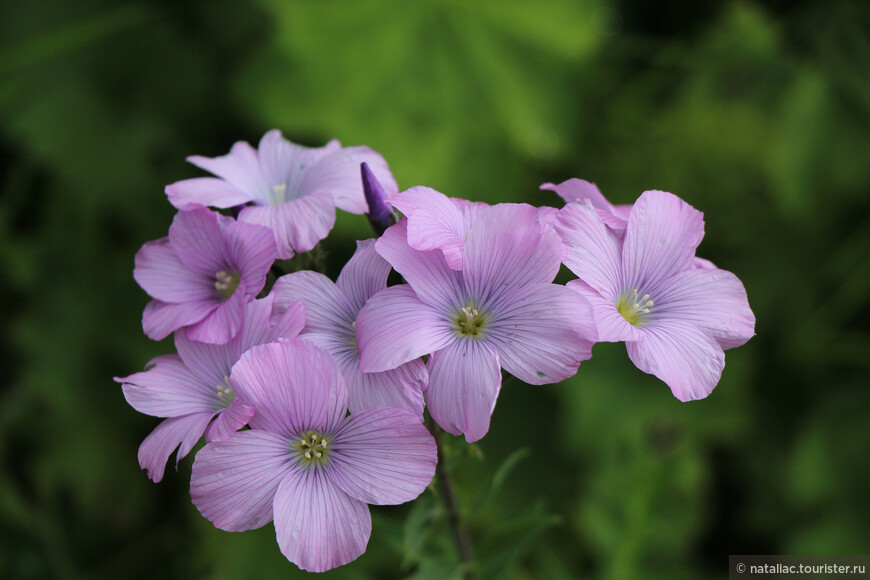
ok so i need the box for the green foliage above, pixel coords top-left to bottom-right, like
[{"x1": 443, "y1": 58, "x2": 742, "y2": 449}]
[{"x1": 2, "y1": 0, "x2": 869, "y2": 578}]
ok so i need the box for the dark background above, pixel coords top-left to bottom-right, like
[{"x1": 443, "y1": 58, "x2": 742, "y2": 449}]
[{"x1": 2, "y1": 0, "x2": 868, "y2": 578}]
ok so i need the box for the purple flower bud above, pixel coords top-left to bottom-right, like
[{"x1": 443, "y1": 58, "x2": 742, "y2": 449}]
[{"x1": 361, "y1": 162, "x2": 395, "y2": 235}]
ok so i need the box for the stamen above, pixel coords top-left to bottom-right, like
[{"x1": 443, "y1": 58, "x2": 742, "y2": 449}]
[
  {"x1": 214, "y1": 270, "x2": 240, "y2": 299},
  {"x1": 617, "y1": 289, "x2": 655, "y2": 326}
]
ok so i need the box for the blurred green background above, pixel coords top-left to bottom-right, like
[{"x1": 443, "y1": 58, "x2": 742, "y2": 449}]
[{"x1": 2, "y1": 0, "x2": 869, "y2": 578}]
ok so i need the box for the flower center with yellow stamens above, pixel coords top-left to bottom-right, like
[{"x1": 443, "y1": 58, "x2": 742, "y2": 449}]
[
  {"x1": 616, "y1": 289, "x2": 654, "y2": 326},
  {"x1": 294, "y1": 430, "x2": 331, "y2": 466},
  {"x1": 214, "y1": 375, "x2": 235, "y2": 409},
  {"x1": 214, "y1": 270, "x2": 240, "y2": 300},
  {"x1": 271, "y1": 183, "x2": 288, "y2": 204},
  {"x1": 454, "y1": 305, "x2": 487, "y2": 337}
]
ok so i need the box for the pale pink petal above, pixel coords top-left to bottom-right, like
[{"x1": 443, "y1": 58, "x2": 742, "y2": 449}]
[
  {"x1": 566, "y1": 279, "x2": 640, "y2": 343},
  {"x1": 174, "y1": 328, "x2": 236, "y2": 387},
  {"x1": 142, "y1": 298, "x2": 217, "y2": 342},
  {"x1": 187, "y1": 139, "x2": 271, "y2": 201},
  {"x1": 622, "y1": 190, "x2": 704, "y2": 292},
  {"x1": 165, "y1": 177, "x2": 253, "y2": 210},
  {"x1": 222, "y1": 220, "x2": 275, "y2": 297},
  {"x1": 335, "y1": 239, "x2": 391, "y2": 313},
  {"x1": 169, "y1": 206, "x2": 232, "y2": 276},
  {"x1": 273, "y1": 467, "x2": 371, "y2": 573},
  {"x1": 190, "y1": 430, "x2": 294, "y2": 531},
  {"x1": 389, "y1": 186, "x2": 467, "y2": 270},
  {"x1": 375, "y1": 220, "x2": 465, "y2": 310},
  {"x1": 271, "y1": 271, "x2": 355, "y2": 334},
  {"x1": 651, "y1": 268, "x2": 755, "y2": 350},
  {"x1": 356, "y1": 285, "x2": 454, "y2": 373},
  {"x1": 627, "y1": 321, "x2": 725, "y2": 402},
  {"x1": 426, "y1": 339, "x2": 501, "y2": 443},
  {"x1": 301, "y1": 145, "x2": 398, "y2": 214},
  {"x1": 239, "y1": 191, "x2": 336, "y2": 259},
  {"x1": 329, "y1": 407, "x2": 436, "y2": 505},
  {"x1": 184, "y1": 289, "x2": 246, "y2": 345},
  {"x1": 230, "y1": 340, "x2": 347, "y2": 437},
  {"x1": 343, "y1": 357, "x2": 426, "y2": 416},
  {"x1": 204, "y1": 397, "x2": 256, "y2": 442},
  {"x1": 555, "y1": 201, "x2": 623, "y2": 301},
  {"x1": 118, "y1": 354, "x2": 216, "y2": 417},
  {"x1": 133, "y1": 238, "x2": 214, "y2": 303},
  {"x1": 138, "y1": 412, "x2": 214, "y2": 482},
  {"x1": 541, "y1": 178, "x2": 628, "y2": 231},
  {"x1": 464, "y1": 204, "x2": 562, "y2": 306},
  {"x1": 486, "y1": 283, "x2": 595, "y2": 384}
]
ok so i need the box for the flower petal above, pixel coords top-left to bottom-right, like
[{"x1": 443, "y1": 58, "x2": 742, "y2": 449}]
[
  {"x1": 141, "y1": 298, "x2": 216, "y2": 341},
  {"x1": 464, "y1": 204, "x2": 562, "y2": 306},
  {"x1": 335, "y1": 239, "x2": 391, "y2": 314},
  {"x1": 426, "y1": 339, "x2": 501, "y2": 443},
  {"x1": 223, "y1": 220, "x2": 276, "y2": 298},
  {"x1": 118, "y1": 354, "x2": 216, "y2": 417},
  {"x1": 622, "y1": 190, "x2": 704, "y2": 292},
  {"x1": 190, "y1": 430, "x2": 294, "y2": 531},
  {"x1": 487, "y1": 283, "x2": 595, "y2": 385},
  {"x1": 566, "y1": 279, "x2": 639, "y2": 343},
  {"x1": 328, "y1": 407, "x2": 436, "y2": 505},
  {"x1": 356, "y1": 285, "x2": 454, "y2": 373},
  {"x1": 184, "y1": 289, "x2": 246, "y2": 345},
  {"x1": 187, "y1": 139, "x2": 270, "y2": 201},
  {"x1": 169, "y1": 206, "x2": 233, "y2": 276},
  {"x1": 204, "y1": 397, "x2": 256, "y2": 442},
  {"x1": 541, "y1": 178, "x2": 629, "y2": 231},
  {"x1": 273, "y1": 466, "x2": 371, "y2": 573},
  {"x1": 343, "y1": 357, "x2": 426, "y2": 416},
  {"x1": 555, "y1": 201, "x2": 623, "y2": 301},
  {"x1": 389, "y1": 186, "x2": 467, "y2": 270},
  {"x1": 239, "y1": 191, "x2": 336, "y2": 259},
  {"x1": 165, "y1": 177, "x2": 253, "y2": 210},
  {"x1": 301, "y1": 145, "x2": 398, "y2": 214},
  {"x1": 627, "y1": 321, "x2": 725, "y2": 401},
  {"x1": 137, "y1": 412, "x2": 214, "y2": 482},
  {"x1": 271, "y1": 271, "x2": 355, "y2": 334},
  {"x1": 375, "y1": 219, "x2": 464, "y2": 310},
  {"x1": 133, "y1": 238, "x2": 214, "y2": 303},
  {"x1": 652, "y1": 268, "x2": 755, "y2": 350},
  {"x1": 230, "y1": 340, "x2": 347, "y2": 437}
]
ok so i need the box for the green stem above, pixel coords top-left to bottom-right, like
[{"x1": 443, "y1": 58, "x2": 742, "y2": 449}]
[{"x1": 432, "y1": 424, "x2": 474, "y2": 579}]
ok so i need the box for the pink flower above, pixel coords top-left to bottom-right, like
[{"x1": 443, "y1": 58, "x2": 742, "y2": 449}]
[
  {"x1": 115, "y1": 296, "x2": 305, "y2": 481},
  {"x1": 134, "y1": 205, "x2": 275, "y2": 344},
  {"x1": 165, "y1": 130, "x2": 398, "y2": 259},
  {"x1": 555, "y1": 190, "x2": 755, "y2": 400},
  {"x1": 190, "y1": 339, "x2": 436, "y2": 573}
]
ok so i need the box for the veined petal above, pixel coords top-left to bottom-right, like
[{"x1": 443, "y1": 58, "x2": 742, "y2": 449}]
[
  {"x1": 204, "y1": 397, "x2": 256, "y2": 442},
  {"x1": 223, "y1": 220, "x2": 276, "y2": 298},
  {"x1": 555, "y1": 201, "x2": 623, "y2": 301},
  {"x1": 190, "y1": 430, "x2": 294, "y2": 531},
  {"x1": 541, "y1": 178, "x2": 629, "y2": 232},
  {"x1": 272, "y1": 271, "x2": 355, "y2": 334},
  {"x1": 133, "y1": 238, "x2": 214, "y2": 303},
  {"x1": 390, "y1": 186, "x2": 467, "y2": 270},
  {"x1": 273, "y1": 467, "x2": 371, "y2": 573},
  {"x1": 169, "y1": 206, "x2": 233, "y2": 276},
  {"x1": 652, "y1": 268, "x2": 755, "y2": 349},
  {"x1": 118, "y1": 354, "x2": 216, "y2": 417},
  {"x1": 239, "y1": 191, "x2": 336, "y2": 259},
  {"x1": 343, "y1": 357, "x2": 426, "y2": 416},
  {"x1": 187, "y1": 139, "x2": 271, "y2": 201},
  {"x1": 142, "y1": 298, "x2": 217, "y2": 341},
  {"x1": 329, "y1": 407, "x2": 436, "y2": 505},
  {"x1": 301, "y1": 145, "x2": 398, "y2": 214},
  {"x1": 165, "y1": 177, "x2": 253, "y2": 210},
  {"x1": 426, "y1": 339, "x2": 501, "y2": 443},
  {"x1": 627, "y1": 321, "x2": 725, "y2": 402},
  {"x1": 184, "y1": 289, "x2": 246, "y2": 345},
  {"x1": 336, "y1": 239, "x2": 391, "y2": 314},
  {"x1": 137, "y1": 412, "x2": 214, "y2": 482},
  {"x1": 566, "y1": 279, "x2": 639, "y2": 343},
  {"x1": 230, "y1": 340, "x2": 347, "y2": 437},
  {"x1": 356, "y1": 285, "x2": 454, "y2": 373},
  {"x1": 464, "y1": 204, "x2": 562, "y2": 306},
  {"x1": 487, "y1": 283, "x2": 595, "y2": 385},
  {"x1": 375, "y1": 219, "x2": 464, "y2": 310},
  {"x1": 622, "y1": 190, "x2": 704, "y2": 292}
]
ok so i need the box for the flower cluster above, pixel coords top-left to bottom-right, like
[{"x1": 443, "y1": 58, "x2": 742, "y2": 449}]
[{"x1": 117, "y1": 131, "x2": 755, "y2": 572}]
